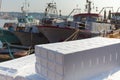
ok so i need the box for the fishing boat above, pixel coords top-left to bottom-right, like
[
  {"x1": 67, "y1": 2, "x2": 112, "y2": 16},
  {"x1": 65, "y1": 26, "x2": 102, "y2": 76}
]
[
  {"x1": 103, "y1": 7, "x2": 120, "y2": 38},
  {"x1": 110, "y1": 7, "x2": 120, "y2": 29},
  {"x1": 3, "y1": 18, "x2": 48, "y2": 46},
  {"x1": 3, "y1": 0, "x2": 49, "y2": 46},
  {"x1": 37, "y1": 0, "x2": 113, "y2": 43}
]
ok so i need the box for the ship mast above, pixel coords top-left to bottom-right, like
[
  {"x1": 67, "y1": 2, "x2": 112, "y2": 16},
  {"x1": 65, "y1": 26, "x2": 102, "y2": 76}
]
[
  {"x1": 86, "y1": 0, "x2": 92, "y2": 13},
  {"x1": 85, "y1": 0, "x2": 98, "y2": 14},
  {"x1": 21, "y1": 0, "x2": 29, "y2": 16},
  {"x1": 44, "y1": 2, "x2": 58, "y2": 18}
]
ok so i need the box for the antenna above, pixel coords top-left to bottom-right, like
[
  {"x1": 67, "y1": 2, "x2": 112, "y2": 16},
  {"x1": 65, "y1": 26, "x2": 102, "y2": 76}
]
[
  {"x1": 59, "y1": 10, "x2": 62, "y2": 16},
  {"x1": 21, "y1": 0, "x2": 30, "y2": 16},
  {"x1": 76, "y1": 4, "x2": 79, "y2": 8},
  {"x1": 44, "y1": 1, "x2": 58, "y2": 18},
  {"x1": 86, "y1": 0, "x2": 92, "y2": 13},
  {"x1": 85, "y1": 0, "x2": 97, "y2": 13}
]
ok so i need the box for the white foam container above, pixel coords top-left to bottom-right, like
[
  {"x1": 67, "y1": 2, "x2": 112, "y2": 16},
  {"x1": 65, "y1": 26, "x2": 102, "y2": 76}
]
[
  {"x1": 35, "y1": 37, "x2": 120, "y2": 80},
  {"x1": 0, "y1": 54, "x2": 37, "y2": 80}
]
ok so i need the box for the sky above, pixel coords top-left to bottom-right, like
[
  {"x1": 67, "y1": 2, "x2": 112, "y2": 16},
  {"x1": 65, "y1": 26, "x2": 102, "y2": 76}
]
[{"x1": 1, "y1": 0, "x2": 120, "y2": 15}]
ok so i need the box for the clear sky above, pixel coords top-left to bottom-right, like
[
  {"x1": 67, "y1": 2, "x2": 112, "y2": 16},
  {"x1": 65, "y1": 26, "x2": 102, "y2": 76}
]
[{"x1": 1, "y1": 0, "x2": 120, "y2": 15}]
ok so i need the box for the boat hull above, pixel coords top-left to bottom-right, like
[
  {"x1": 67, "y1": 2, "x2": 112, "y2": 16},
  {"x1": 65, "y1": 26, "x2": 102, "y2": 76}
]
[
  {"x1": 0, "y1": 48, "x2": 28, "y2": 61},
  {"x1": 0, "y1": 30, "x2": 21, "y2": 44},
  {"x1": 12, "y1": 31, "x2": 49, "y2": 46},
  {"x1": 38, "y1": 26, "x2": 92, "y2": 43}
]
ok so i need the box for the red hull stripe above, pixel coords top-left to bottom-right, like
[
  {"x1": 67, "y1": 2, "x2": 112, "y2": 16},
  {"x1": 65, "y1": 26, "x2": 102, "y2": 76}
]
[{"x1": 37, "y1": 25, "x2": 75, "y2": 30}]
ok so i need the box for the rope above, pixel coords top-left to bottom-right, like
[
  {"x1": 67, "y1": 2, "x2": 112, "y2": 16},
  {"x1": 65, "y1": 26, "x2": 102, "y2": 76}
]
[
  {"x1": 0, "y1": 28, "x2": 14, "y2": 59},
  {"x1": 71, "y1": 30, "x2": 80, "y2": 40},
  {"x1": 27, "y1": 46, "x2": 34, "y2": 55},
  {"x1": 4, "y1": 40, "x2": 14, "y2": 59},
  {"x1": 64, "y1": 29, "x2": 80, "y2": 41}
]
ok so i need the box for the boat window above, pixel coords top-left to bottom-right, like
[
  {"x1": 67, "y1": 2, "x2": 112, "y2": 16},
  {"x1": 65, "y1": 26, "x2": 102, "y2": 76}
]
[
  {"x1": 18, "y1": 18, "x2": 27, "y2": 23},
  {"x1": 88, "y1": 16, "x2": 97, "y2": 22},
  {"x1": 28, "y1": 18, "x2": 33, "y2": 22},
  {"x1": 74, "y1": 15, "x2": 100, "y2": 23},
  {"x1": 74, "y1": 16, "x2": 81, "y2": 21},
  {"x1": 111, "y1": 14, "x2": 120, "y2": 20},
  {"x1": 81, "y1": 17, "x2": 87, "y2": 22}
]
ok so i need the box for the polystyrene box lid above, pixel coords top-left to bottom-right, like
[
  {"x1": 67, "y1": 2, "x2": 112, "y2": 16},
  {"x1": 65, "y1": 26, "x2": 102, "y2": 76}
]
[{"x1": 36, "y1": 37, "x2": 120, "y2": 55}]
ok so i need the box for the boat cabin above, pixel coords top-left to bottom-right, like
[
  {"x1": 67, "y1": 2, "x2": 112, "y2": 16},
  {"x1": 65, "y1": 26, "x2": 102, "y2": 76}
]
[
  {"x1": 18, "y1": 16, "x2": 34, "y2": 24},
  {"x1": 73, "y1": 13, "x2": 101, "y2": 23},
  {"x1": 111, "y1": 12, "x2": 120, "y2": 29}
]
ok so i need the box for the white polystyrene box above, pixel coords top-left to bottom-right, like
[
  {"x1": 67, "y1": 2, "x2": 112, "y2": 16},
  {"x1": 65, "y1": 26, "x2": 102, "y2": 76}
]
[
  {"x1": 108, "y1": 70, "x2": 120, "y2": 80},
  {"x1": 48, "y1": 70, "x2": 55, "y2": 80},
  {"x1": 0, "y1": 54, "x2": 35, "y2": 69},
  {"x1": 0, "y1": 54, "x2": 36, "y2": 80},
  {"x1": 40, "y1": 58, "x2": 47, "y2": 68},
  {"x1": 35, "y1": 37, "x2": 120, "y2": 80},
  {"x1": 48, "y1": 61, "x2": 55, "y2": 71},
  {"x1": 48, "y1": 50, "x2": 55, "y2": 62},
  {"x1": 35, "y1": 46, "x2": 40, "y2": 55},
  {"x1": 41, "y1": 66, "x2": 47, "y2": 77},
  {"x1": 35, "y1": 62, "x2": 41, "y2": 75},
  {"x1": 55, "y1": 64, "x2": 64, "y2": 75},
  {"x1": 14, "y1": 74, "x2": 44, "y2": 80},
  {"x1": 55, "y1": 74, "x2": 63, "y2": 80},
  {"x1": 55, "y1": 53, "x2": 64, "y2": 65},
  {"x1": 14, "y1": 64, "x2": 46, "y2": 80},
  {"x1": 39, "y1": 47, "x2": 48, "y2": 59}
]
